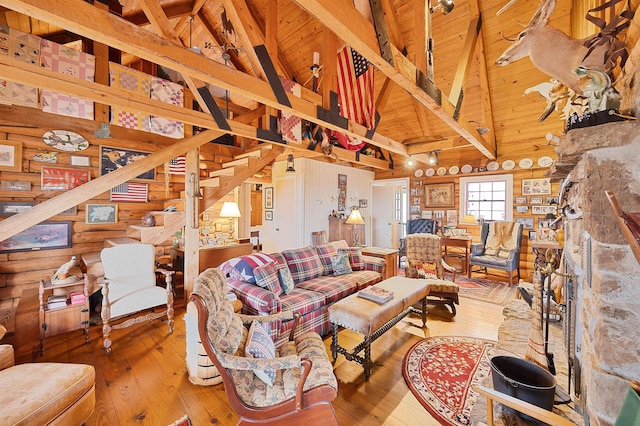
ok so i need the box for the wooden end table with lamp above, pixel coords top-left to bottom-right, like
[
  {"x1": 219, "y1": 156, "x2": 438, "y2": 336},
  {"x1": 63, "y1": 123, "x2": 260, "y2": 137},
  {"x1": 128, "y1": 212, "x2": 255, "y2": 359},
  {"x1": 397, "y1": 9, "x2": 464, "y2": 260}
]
[{"x1": 440, "y1": 235, "x2": 473, "y2": 276}]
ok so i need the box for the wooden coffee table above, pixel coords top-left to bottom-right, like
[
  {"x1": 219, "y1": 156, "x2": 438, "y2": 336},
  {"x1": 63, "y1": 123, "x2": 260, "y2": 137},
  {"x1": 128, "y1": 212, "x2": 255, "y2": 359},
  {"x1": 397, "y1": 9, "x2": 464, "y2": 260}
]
[{"x1": 328, "y1": 276, "x2": 430, "y2": 380}]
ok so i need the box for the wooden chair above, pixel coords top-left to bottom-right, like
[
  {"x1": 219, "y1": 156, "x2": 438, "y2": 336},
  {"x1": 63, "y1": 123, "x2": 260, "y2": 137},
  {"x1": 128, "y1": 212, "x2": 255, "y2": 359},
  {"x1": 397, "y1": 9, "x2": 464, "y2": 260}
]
[
  {"x1": 100, "y1": 244, "x2": 174, "y2": 354},
  {"x1": 311, "y1": 230, "x2": 327, "y2": 246},
  {"x1": 405, "y1": 233, "x2": 459, "y2": 315},
  {"x1": 190, "y1": 268, "x2": 338, "y2": 425}
]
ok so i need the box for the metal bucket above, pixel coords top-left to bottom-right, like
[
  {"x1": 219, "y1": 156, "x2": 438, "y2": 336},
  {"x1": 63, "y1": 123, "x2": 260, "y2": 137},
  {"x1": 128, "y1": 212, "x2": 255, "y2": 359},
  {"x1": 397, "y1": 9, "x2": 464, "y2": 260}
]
[{"x1": 491, "y1": 356, "x2": 556, "y2": 414}]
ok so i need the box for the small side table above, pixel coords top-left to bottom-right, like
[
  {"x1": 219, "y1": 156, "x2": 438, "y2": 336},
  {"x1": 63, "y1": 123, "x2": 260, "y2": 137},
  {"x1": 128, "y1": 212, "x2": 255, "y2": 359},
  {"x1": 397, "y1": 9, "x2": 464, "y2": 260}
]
[
  {"x1": 361, "y1": 247, "x2": 398, "y2": 279},
  {"x1": 440, "y1": 236, "x2": 473, "y2": 276}
]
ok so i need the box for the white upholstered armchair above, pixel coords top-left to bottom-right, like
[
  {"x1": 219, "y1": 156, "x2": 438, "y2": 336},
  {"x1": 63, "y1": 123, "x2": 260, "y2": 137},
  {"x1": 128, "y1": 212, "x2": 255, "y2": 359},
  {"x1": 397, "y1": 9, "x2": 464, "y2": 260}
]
[{"x1": 100, "y1": 244, "x2": 174, "y2": 354}]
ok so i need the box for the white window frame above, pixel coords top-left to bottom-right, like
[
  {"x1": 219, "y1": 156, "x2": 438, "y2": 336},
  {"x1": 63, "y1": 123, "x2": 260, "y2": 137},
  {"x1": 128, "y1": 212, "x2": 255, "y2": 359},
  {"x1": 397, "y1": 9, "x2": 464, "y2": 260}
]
[{"x1": 458, "y1": 174, "x2": 513, "y2": 222}]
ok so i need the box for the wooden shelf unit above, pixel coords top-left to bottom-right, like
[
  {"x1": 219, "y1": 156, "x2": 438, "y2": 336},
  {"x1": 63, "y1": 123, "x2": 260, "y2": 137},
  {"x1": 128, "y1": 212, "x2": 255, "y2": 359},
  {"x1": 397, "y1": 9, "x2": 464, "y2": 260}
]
[
  {"x1": 329, "y1": 216, "x2": 365, "y2": 246},
  {"x1": 39, "y1": 274, "x2": 90, "y2": 355}
]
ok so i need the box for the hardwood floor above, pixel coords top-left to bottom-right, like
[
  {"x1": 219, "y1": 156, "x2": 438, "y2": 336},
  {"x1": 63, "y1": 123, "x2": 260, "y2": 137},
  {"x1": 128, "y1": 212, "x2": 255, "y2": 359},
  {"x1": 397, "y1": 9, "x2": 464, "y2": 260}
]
[{"x1": 24, "y1": 296, "x2": 504, "y2": 425}]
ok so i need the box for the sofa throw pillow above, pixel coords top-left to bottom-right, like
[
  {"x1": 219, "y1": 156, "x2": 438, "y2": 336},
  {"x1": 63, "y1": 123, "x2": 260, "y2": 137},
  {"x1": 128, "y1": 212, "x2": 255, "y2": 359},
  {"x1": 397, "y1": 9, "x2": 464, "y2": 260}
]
[
  {"x1": 226, "y1": 253, "x2": 275, "y2": 284},
  {"x1": 338, "y1": 247, "x2": 364, "y2": 271},
  {"x1": 415, "y1": 262, "x2": 438, "y2": 279},
  {"x1": 253, "y1": 262, "x2": 283, "y2": 295},
  {"x1": 331, "y1": 253, "x2": 353, "y2": 276},
  {"x1": 277, "y1": 264, "x2": 295, "y2": 294},
  {"x1": 282, "y1": 246, "x2": 325, "y2": 284},
  {"x1": 484, "y1": 247, "x2": 499, "y2": 256},
  {"x1": 315, "y1": 240, "x2": 350, "y2": 275},
  {"x1": 245, "y1": 320, "x2": 276, "y2": 386}
]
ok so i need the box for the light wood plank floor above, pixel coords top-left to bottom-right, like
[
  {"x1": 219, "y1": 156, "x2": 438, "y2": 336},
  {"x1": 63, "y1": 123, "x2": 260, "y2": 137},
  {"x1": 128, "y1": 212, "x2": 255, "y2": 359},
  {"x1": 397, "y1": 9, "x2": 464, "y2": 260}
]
[{"x1": 25, "y1": 296, "x2": 505, "y2": 425}]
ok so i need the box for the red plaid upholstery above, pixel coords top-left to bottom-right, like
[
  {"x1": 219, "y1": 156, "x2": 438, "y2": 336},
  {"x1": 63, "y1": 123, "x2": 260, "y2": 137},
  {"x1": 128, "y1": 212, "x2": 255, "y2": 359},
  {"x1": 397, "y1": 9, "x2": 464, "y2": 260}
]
[
  {"x1": 339, "y1": 247, "x2": 364, "y2": 270},
  {"x1": 314, "y1": 240, "x2": 350, "y2": 275},
  {"x1": 362, "y1": 255, "x2": 385, "y2": 274},
  {"x1": 226, "y1": 278, "x2": 279, "y2": 314},
  {"x1": 280, "y1": 287, "x2": 326, "y2": 317},
  {"x1": 281, "y1": 246, "x2": 324, "y2": 284},
  {"x1": 275, "y1": 306, "x2": 330, "y2": 347},
  {"x1": 296, "y1": 275, "x2": 358, "y2": 304},
  {"x1": 350, "y1": 270, "x2": 384, "y2": 290}
]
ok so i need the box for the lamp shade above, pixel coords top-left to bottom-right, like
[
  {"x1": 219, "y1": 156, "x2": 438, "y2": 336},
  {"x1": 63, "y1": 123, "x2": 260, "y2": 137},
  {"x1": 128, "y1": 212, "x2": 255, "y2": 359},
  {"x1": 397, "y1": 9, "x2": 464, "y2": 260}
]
[
  {"x1": 460, "y1": 214, "x2": 478, "y2": 225},
  {"x1": 345, "y1": 207, "x2": 365, "y2": 225},
  {"x1": 219, "y1": 201, "x2": 241, "y2": 218}
]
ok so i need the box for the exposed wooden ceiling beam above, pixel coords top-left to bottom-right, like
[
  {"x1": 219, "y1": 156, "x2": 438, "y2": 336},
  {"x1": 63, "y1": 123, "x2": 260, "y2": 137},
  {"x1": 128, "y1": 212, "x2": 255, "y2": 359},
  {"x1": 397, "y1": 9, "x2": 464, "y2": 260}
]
[
  {"x1": 0, "y1": 0, "x2": 408, "y2": 157},
  {"x1": 292, "y1": 0, "x2": 496, "y2": 160},
  {"x1": 124, "y1": 2, "x2": 194, "y2": 26},
  {"x1": 196, "y1": 11, "x2": 246, "y2": 72},
  {"x1": 405, "y1": 138, "x2": 469, "y2": 154},
  {"x1": 220, "y1": 0, "x2": 267, "y2": 80}
]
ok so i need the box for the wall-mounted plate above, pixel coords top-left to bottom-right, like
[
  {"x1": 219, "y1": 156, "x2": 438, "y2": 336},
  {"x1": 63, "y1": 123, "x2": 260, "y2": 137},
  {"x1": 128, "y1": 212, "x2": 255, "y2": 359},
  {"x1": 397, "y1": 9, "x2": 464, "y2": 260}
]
[
  {"x1": 414, "y1": 169, "x2": 424, "y2": 178},
  {"x1": 519, "y1": 158, "x2": 534, "y2": 169},
  {"x1": 486, "y1": 161, "x2": 499, "y2": 171},
  {"x1": 461, "y1": 164, "x2": 472, "y2": 174},
  {"x1": 538, "y1": 156, "x2": 554, "y2": 167},
  {"x1": 437, "y1": 167, "x2": 447, "y2": 176},
  {"x1": 426, "y1": 168, "x2": 435, "y2": 177},
  {"x1": 502, "y1": 160, "x2": 515, "y2": 170},
  {"x1": 42, "y1": 130, "x2": 89, "y2": 151},
  {"x1": 449, "y1": 166, "x2": 459, "y2": 175}
]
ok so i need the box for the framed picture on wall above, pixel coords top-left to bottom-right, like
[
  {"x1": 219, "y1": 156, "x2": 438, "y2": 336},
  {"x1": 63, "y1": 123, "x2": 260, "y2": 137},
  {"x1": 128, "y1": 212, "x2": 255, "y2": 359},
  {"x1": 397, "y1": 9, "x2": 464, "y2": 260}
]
[
  {"x1": 522, "y1": 178, "x2": 551, "y2": 195},
  {"x1": 86, "y1": 204, "x2": 118, "y2": 224},
  {"x1": 516, "y1": 205, "x2": 529, "y2": 213},
  {"x1": 0, "y1": 221, "x2": 72, "y2": 253},
  {"x1": 264, "y1": 187, "x2": 274, "y2": 209},
  {"x1": 0, "y1": 140, "x2": 22, "y2": 171},
  {"x1": 41, "y1": 166, "x2": 91, "y2": 190},
  {"x1": 514, "y1": 196, "x2": 527, "y2": 205},
  {"x1": 421, "y1": 210, "x2": 433, "y2": 219},
  {"x1": 100, "y1": 146, "x2": 155, "y2": 181},
  {"x1": 425, "y1": 183, "x2": 455, "y2": 208},
  {"x1": 530, "y1": 196, "x2": 543, "y2": 205},
  {"x1": 265, "y1": 210, "x2": 273, "y2": 221},
  {"x1": 0, "y1": 201, "x2": 35, "y2": 216},
  {"x1": 532, "y1": 205, "x2": 557, "y2": 215},
  {"x1": 516, "y1": 217, "x2": 534, "y2": 229}
]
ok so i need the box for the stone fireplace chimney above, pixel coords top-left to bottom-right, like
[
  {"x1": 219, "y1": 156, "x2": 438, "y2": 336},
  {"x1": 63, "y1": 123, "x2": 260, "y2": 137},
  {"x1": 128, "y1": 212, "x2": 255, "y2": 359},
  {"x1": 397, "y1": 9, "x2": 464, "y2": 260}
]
[{"x1": 552, "y1": 121, "x2": 640, "y2": 425}]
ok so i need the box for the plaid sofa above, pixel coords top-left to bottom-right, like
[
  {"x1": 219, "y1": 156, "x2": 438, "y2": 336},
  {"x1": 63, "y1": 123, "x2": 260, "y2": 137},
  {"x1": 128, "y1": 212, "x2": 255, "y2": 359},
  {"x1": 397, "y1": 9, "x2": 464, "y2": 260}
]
[{"x1": 224, "y1": 240, "x2": 385, "y2": 347}]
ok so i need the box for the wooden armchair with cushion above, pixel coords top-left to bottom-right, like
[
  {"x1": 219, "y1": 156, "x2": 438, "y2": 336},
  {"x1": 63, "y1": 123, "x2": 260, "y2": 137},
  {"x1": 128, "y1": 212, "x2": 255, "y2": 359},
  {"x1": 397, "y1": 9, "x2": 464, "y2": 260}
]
[
  {"x1": 100, "y1": 243, "x2": 174, "y2": 354},
  {"x1": 0, "y1": 325, "x2": 96, "y2": 425},
  {"x1": 404, "y1": 233, "x2": 460, "y2": 315},
  {"x1": 190, "y1": 268, "x2": 338, "y2": 425}
]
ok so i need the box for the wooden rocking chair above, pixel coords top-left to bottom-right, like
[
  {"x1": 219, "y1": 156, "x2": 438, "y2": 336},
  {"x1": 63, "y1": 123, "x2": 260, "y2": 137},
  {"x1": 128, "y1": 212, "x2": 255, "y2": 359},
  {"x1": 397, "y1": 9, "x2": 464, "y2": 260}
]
[{"x1": 190, "y1": 268, "x2": 338, "y2": 425}]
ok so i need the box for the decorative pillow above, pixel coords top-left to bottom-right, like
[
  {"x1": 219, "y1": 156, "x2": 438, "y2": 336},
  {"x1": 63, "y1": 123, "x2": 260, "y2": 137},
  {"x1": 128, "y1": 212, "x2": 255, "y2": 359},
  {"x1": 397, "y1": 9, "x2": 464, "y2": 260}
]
[
  {"x1": 281, "y1": 246, "x2": 325, "y2": 284},
  {"x1": 415, "y1": 262, "x2": 438, "y2": 279},
  {"x1": 277, "y1": 264, "x2": 295, "y2": 294},
  {"x1": 245, "y1": 320, "x2": 276, "y2": 386},
  {"x1": 225, "y1": 253, "x2": 275, "y2": 284},
  {"x1": 331, "y1": 253, "x2": 353, "y2": 276},
  {"x1": 253, "y1": 262, "x2": 283, "y2": 295},
  {"x1": 338, "y1": 247, "x2": 364, "y2": 271},
  {"x1": 315, "y1": 240, "x2": 350, "y2": 275},
  {"x1": 497, "y1": 249, "x2": 511, "y2": 259}
]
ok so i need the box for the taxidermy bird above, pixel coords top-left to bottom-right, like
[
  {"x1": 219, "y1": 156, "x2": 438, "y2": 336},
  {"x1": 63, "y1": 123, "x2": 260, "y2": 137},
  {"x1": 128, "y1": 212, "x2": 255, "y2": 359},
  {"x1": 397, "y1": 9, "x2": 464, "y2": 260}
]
[{"x1": 51, "y1": 255, "x2": 79, "y2": 283}]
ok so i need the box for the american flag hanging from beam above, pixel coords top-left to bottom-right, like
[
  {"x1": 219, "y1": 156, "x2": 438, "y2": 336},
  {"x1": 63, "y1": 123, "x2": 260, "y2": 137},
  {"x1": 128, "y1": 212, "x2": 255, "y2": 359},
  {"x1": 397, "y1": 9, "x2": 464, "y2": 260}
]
[
  {"x1": 110, "y1": 183, "x2": 148, "y2": 203},
  {"x1": 168, "y1": 156, "x2": 186, "y2": 175},
  {"x1": 337, "y1": 45, "x2": 375, "y2": 130}
]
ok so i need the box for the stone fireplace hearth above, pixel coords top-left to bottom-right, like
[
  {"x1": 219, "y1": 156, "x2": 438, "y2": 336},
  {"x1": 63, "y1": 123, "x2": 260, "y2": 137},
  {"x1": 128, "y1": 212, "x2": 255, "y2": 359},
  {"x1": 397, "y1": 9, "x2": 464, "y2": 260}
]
[{"x1": 551, "y1": 121, "x2": 640, "y2": 425}]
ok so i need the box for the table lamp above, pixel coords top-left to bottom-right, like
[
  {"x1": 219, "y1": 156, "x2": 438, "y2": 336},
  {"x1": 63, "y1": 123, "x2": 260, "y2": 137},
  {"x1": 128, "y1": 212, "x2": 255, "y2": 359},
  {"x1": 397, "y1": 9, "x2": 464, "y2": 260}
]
[
  {"x1": 220, "y1": 201, "x2": 241, "y2": 242},
  {"x1": 460, "y1": 214, "x2": 478, "y2": 226},
  {"x1": 345, "y1": 206, "x2": 365, "y2": 246}
]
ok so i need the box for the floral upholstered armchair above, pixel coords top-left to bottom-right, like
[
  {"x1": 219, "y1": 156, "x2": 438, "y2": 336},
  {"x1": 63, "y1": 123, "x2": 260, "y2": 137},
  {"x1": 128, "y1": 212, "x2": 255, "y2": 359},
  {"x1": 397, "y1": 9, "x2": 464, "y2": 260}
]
[
  {"x1": 190, "y1": 268, "x2": 338, "y2": 425},
  {"x1": 404, "y1": 233, "x2": 460, "y2": 315}
]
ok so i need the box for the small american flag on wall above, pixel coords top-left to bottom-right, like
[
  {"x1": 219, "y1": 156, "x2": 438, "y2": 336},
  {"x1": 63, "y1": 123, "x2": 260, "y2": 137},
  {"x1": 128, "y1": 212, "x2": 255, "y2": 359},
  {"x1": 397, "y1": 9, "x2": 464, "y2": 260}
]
[
  {"x1": 168, "y1": 156, "x2": 186, "y2": 175},
  {"x1": 110, "y1": 183, "x2": 148, "y2": 202}
]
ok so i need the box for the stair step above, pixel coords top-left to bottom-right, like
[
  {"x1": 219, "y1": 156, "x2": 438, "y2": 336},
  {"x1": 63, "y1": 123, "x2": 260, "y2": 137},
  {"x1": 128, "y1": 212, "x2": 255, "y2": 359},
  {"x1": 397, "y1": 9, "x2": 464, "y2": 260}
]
[
  {"x1": 222, "y1": 157, "x2": 249, "y2": 168},
  {"x1": 234, "y1": 146, "x2": 270, "y2": 160},
  {"x1": 200, "y1": 177, "x2": 220, "y2": 188},
  {"x1": 104, "y1": 237, "x2": 141, "y2": 247},
  {"x1": 209, "y1": 167, "x2": 235, "y2": 177}
]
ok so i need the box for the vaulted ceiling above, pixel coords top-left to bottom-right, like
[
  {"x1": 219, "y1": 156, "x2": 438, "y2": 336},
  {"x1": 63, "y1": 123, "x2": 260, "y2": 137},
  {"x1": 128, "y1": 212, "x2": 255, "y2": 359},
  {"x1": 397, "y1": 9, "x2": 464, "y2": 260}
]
[{"x1": 1, "y1": 0, "x2": 638, "y2": 174}]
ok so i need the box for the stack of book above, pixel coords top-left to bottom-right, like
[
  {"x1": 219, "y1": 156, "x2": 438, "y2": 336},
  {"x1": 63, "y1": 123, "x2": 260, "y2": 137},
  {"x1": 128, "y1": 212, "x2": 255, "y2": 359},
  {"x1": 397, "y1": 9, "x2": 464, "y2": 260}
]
[
  {"x1": 47, "y1": 295, "x2": 68, "y2": 309},
  {"x1": 358, "y1": 286, "x2": 394, "y2": 304},
  {"x1": 69, "y1": 291, "x2": 86, "y2": 305}
]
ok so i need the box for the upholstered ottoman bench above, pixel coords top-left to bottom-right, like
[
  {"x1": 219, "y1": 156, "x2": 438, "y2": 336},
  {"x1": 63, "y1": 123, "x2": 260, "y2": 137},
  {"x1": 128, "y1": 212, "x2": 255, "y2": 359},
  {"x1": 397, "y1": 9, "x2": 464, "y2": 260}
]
[
  {"x1": 0, "y1": 327, "x2": 95, "y2": 425},
  {"x1": 328, "y1": 276, "x2": 430, "y2": 380}
]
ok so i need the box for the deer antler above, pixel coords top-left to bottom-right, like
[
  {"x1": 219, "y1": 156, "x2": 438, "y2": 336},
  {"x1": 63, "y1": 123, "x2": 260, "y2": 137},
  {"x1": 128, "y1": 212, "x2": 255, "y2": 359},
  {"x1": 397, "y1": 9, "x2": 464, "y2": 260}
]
[
  {"x1": 496, "y1": 0, "x2": 519, "y2": 16},
  {"x1": 499, "y1": 31, "x2": 517, "y2": 42}
]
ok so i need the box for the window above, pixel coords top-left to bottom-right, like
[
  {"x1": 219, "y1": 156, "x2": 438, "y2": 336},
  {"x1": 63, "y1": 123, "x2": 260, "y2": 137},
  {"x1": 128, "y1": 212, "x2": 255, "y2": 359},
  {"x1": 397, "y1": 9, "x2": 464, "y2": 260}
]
[{"x1": 459, "y1": 174, "x2": 513, "y2": 222}]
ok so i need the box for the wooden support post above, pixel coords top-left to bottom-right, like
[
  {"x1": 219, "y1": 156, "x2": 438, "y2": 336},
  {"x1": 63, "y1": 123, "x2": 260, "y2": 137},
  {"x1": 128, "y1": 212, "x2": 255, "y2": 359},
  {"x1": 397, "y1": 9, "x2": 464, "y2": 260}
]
[{"x1": 183, "y1": 149, "x2": 200, "y2": 298}]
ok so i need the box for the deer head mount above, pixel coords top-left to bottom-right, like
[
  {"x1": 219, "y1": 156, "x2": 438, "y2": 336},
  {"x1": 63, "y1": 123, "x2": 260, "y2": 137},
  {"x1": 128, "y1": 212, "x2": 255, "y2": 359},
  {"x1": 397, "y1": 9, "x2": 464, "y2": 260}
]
[{"x1": 495, "y1": 0, "x2": 631, "y2": 95}]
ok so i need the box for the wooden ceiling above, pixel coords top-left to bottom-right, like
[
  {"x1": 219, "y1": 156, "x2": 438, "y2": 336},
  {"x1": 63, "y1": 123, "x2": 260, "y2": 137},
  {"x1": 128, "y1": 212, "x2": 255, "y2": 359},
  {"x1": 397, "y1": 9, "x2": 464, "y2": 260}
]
[{"x1": 0, "y1": 0, "x2": 638, "y2": 175}]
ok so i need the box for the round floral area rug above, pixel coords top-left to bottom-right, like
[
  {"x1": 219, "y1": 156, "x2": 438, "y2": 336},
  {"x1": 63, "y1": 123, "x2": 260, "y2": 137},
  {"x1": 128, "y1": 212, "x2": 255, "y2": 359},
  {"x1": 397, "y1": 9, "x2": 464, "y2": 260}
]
[{"x1": 402, "y1": 336, "x2": 498, "y2": 426}]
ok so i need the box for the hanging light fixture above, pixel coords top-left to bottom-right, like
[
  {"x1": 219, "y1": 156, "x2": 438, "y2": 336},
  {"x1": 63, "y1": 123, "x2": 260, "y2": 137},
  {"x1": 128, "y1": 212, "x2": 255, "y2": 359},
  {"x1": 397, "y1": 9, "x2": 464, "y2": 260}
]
[
  {"x1": 427, "y1": 151, "x2": 439, "y2": 166},
  {"x1": 431, "y1": 0, "x2": 455, "y2": 15},
  {"x1": 286, "y1": 154, "x2": 296, "y2": 173}
]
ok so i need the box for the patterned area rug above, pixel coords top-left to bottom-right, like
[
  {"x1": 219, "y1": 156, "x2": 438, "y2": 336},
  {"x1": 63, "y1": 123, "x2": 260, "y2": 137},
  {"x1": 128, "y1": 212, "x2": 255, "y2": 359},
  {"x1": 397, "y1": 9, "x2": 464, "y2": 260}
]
[
  {"x1": 444, "y1": 273, "x2": 519, "y2": 306},
  {"x1": 403, "y1": 336, "x2": 497, "y2": 426}
]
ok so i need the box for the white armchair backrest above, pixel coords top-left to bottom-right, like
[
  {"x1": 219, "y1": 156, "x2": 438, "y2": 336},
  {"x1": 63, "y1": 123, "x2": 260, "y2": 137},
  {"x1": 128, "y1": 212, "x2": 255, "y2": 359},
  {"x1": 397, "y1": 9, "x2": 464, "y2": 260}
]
[{"x1": 101, "y1": 244, "x2": 156, "y2": 289}]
